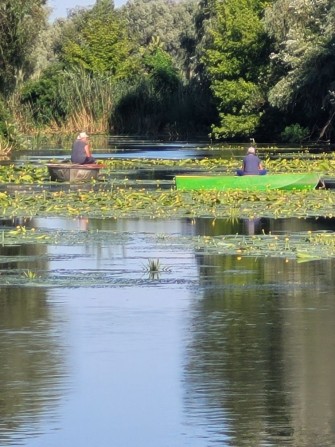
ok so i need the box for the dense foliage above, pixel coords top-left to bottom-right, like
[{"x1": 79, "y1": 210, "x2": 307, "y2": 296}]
[
  {"x1": 0, "y1": 0, "x2": 48, "y2": 151},
  {"x1": 0, "y1": 0, "x2": 48, "y2": 95},
  {"x1": 57, "y1": 0, "x2": 137, "y2": 78},
  {"x1": 0, "y1": 0, "x2": 335, "y2": 146},
  {"x1": 122, "y1": 0, "x2": 197, "y2": 78},
  {"x1": 202, "y1": 0, "x2": 271, "y2": 139},
  {"x1": 264, "y1": 0, "x2": 335, "y2": 141}
]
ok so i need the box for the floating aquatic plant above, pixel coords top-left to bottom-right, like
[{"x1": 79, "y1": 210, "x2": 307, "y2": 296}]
[
  {"x1": 0, "y1": 152, "x2": 334, "y2": 224},
  {"x1": 0, "y1": 188, "x2": 335, "y2": 221},
  {"x1": 23, "y1": 270, "x2": 38, "y2": 279},
  {"x1": 144, "y1": 259, "x2": 162, "y2": 273},
  {"x1": 142, "y1": 258, "x2": 172, "y2": 279},
  {"x1": 1, "y1": 225, "x2": 335, "y2": 262}
]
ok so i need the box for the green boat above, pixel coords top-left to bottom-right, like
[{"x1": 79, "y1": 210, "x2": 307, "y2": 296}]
[{"x1": 175, "y1": 173, "x2": 321, "y2": 191}]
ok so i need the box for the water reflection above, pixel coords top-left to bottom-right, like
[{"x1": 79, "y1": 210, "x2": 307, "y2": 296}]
[
  {"x1": 0, "y1": 244, "x2": 48, "y2": 273},
  {"x1": 193, "y1": 216, "x2": 335, "y2": 237},
  {"x1": 184, "y1": 252, "x2": 335, "y2": 446},
  {"x1": 0, "y1": 288, "x2": 69, "y2": 446},
  {"x1": 1, "y1": 216, "x2": 335, "y2": 446}
]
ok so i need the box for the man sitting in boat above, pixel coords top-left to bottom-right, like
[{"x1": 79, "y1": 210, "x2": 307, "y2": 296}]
[
  {"x1": 236, "y1": 146, "x2": 267, "y2": 176},
  {"x1": 71, "y1": 132, "x2": 96, "y2": 164}
]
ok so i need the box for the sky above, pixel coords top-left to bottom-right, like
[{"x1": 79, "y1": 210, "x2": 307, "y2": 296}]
[{"x1": 48, "y1": 0, "x2": 127, "y2": 21}]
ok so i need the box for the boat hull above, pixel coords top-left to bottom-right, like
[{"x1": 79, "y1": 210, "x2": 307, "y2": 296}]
[
  {"x1": 175, "y1": 173, "x2": 320, "y2": 191},
  {"x1": 47, "y1": 164, "x2": 102, "y2": 183}
]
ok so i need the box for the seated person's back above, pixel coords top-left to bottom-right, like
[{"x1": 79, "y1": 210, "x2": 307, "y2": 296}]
[
  {"x1": 237, "y1": 147, "x2": 267, "y2": 176},
  {"x1": 71, "y1": 132, "x2": 95, "y2": 164}
]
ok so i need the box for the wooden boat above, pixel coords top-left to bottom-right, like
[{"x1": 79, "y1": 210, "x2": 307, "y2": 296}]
[
  {"x1": 175, "y1": 173, "x2": 321, "y2": 191},
  {"x1": 47, "y1": 163, "x2": 103, "y2": 183}
]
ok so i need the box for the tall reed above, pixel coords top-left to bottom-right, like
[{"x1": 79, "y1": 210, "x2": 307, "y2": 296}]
[
  {"x1": 56, "y1": 68, "x2": 116, "y2": 133},
  {"x1": 12, "y1": 68, "x2": 117, "y2": 135}
]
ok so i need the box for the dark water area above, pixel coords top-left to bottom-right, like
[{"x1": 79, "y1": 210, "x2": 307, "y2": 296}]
[{"x1": 1, "y1": 216, "x2": 335, "y2": 446}]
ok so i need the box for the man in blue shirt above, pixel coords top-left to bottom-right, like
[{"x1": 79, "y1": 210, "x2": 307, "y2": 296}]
[
  {"x1": 71, "y1": 132, "x2": 96, "y2": 164},
  {"x1": 237, "y1": 147, "x2": 267, "y2": 176}
]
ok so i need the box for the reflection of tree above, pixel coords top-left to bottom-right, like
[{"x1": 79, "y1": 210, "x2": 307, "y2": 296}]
[
  {"x1": 184, "y1": 252, "x2": 335, "y2": 445},
  {"x1": 193, "y1": 216, "x2": 335, "y2": 237},
  {"x1": 0, "y1": 287, "x2": 67, "y2": 443},
  {"x1": 0, "y1": 244, "x2": 47, "y2": 274},
  {"x1": 185, "y1": 254, "x2": 291, "y2": 446},
  {"x1": 262, "y1": 257, "x2": 335, "y2": 445},
  {"x1": 279, "y1": 280, "x2": 335, "y2": 446},
  {"x1": 193, "y1": 218, "x2": 250, "y2": 237}
]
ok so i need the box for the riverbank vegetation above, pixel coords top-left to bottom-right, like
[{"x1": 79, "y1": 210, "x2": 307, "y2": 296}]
[{"x1": 1, "y1": 0, "x2": 335, "y2": 154}]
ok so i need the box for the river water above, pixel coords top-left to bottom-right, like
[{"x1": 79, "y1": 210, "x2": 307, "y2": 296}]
[
  {"x1": 1, "y1": 216, "x2": 335, "y2": 447},
  {"x1": 1, "y1": 139, "x2": 335, "y2": 446}
]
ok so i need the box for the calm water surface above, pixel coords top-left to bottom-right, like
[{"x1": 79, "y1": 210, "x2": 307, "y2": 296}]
[{"x1": 1, "y1": 217, "x2": 335, "y2": 446}]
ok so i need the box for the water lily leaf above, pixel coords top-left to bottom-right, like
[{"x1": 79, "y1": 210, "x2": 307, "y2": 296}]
[{"x1": 296, "y1": 250, "x2": 322, "y2": 263}]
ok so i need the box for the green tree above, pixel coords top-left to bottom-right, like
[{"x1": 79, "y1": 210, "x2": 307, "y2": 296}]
[
  {"x1": 17, "y1": 1, "x2": 140, "y2": 132},
  {"x1": 264, "y1": 0, "x2": 335, "y2": 141},
  {"x1": 0, "y1": 0, "x2": 48, "y2": 96},
  {"x1": 203, "y1": 0, "x2": 271, "y2": 139},
  {"x1": 122, "y1": 0, "x2": 197, "y2": 79},
  {"x1": 57, "y1": 0, "x2": 137, "y2": 78},
  {"x1": 193, "y1": 0, "x2": 216, "y2": 80}
]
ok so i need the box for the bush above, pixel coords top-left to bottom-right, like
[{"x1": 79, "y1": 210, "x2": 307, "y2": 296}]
[
  {"x1": 20, "y1": 65, "x2": 67, "y2": 126},
  {"x1": 280, "y1": 124, "x2": 309, "y2": 143}
]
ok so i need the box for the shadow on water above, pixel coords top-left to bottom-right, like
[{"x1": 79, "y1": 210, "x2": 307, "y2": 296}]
[{"x1": 0, "y1": 223, "x2": 69, "y2": 445}]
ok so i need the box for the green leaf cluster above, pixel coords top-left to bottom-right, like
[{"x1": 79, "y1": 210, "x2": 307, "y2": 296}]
[
  {"x1": 0, "y1": 96, "x2": 27, "y2": 152},
  {"x1": 142, "y1": 45, "x2": 180, "y2": 91}
]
